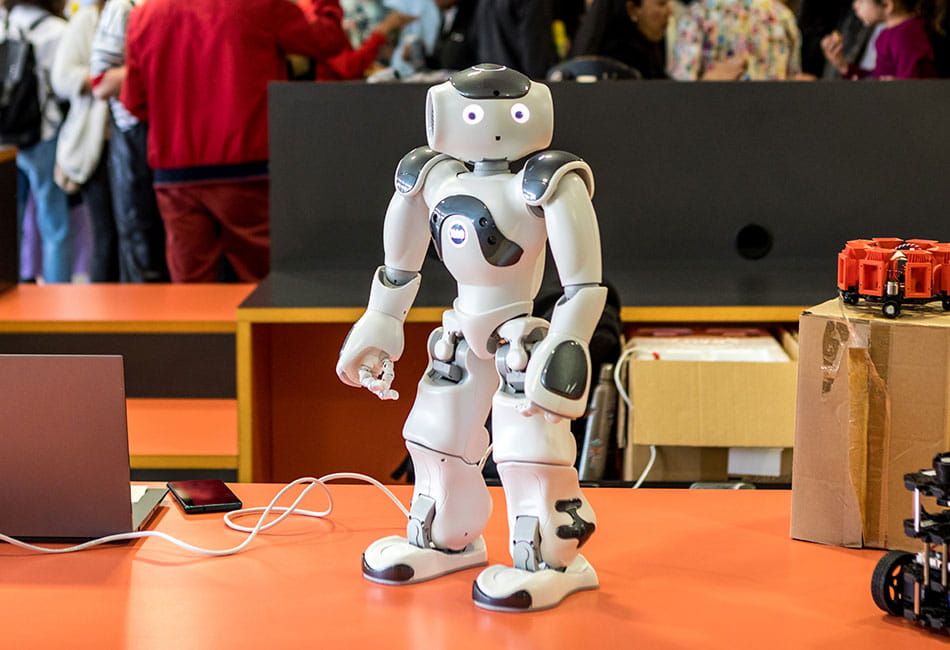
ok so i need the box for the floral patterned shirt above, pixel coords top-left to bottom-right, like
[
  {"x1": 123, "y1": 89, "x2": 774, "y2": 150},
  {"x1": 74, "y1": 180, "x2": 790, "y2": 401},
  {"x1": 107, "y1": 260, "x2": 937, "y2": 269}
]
[{"x1": 670, "y1": 0, "x2": 802, "y2": 80}]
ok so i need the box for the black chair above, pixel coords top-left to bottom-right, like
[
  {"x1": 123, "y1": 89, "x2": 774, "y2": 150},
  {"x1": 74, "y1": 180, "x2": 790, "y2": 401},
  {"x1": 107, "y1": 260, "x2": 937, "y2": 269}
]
[{"x1": 546, "y1": 56, "x2": 642, "y2": 82}]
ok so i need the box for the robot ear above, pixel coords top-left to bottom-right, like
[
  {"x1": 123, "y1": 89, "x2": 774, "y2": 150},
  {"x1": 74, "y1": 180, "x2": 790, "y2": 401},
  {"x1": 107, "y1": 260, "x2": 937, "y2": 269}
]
[
  {"x1": 425, "y1": 89, "x2": 436, "y2": 144},
  {"x1": 426, "y1": 83, "x2": 453, "y2": 150}
]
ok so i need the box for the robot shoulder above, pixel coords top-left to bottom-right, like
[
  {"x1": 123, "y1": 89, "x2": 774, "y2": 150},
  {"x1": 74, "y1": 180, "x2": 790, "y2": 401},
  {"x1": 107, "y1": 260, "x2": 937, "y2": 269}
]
[
  {"x1": 521, "y1": 151, "x2": 595, "y2": 207},
  {"x1": 394, "y1": 146, "x2": 460, "y2": 196}
]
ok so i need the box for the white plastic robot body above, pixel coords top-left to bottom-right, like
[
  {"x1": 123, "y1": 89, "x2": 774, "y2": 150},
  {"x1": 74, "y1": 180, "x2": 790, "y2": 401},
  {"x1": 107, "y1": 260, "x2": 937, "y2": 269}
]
[{"x1": 337, "y1": 64, "x2": 605, "y2": 611}]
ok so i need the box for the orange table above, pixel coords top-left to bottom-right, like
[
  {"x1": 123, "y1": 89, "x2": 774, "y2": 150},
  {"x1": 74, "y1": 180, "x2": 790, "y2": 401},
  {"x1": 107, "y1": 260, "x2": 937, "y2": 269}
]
[
  {"x1": 0, "y1": 283, "x2": 252, "y2": 471},
  {"x1": 0, "y1": 283, "x2": 253, "y2": 333},
  {"x1": 0, "y1": 486, "x2": 940, "y2": 648}
]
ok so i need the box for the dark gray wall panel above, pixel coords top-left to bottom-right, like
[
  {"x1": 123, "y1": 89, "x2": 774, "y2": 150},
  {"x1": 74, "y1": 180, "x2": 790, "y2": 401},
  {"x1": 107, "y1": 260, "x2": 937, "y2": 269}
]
[{"x1": 269, "y1": 81, "x2": 950, "y2": 307}]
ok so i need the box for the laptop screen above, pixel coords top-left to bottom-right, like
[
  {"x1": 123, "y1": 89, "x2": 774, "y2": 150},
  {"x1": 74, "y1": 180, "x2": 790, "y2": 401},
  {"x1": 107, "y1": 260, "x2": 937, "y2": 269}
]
[{"x1": 0, "y1": 355, "x2": 136, "y2": 540}]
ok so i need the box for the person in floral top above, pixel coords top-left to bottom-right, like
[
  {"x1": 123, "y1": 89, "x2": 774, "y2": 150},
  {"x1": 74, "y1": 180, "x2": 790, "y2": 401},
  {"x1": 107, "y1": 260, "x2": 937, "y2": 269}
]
[{"x1": 669, "y1": 0, "x2": 802, "y2": 80}]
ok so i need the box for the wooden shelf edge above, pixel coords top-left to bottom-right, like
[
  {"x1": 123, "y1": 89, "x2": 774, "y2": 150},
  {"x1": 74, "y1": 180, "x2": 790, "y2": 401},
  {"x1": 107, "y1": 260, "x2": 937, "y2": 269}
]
[
  {"x1": 130, "y1": 455, "x2": 237, "y2": 470},
  {"x1": 0, "y1": 321, "x2": 237, "y2": 334},
  {"x1": 237, "y1": 305, "x2": 808, "y2": 325},
  {"x1": 620, "y1": 305, "x2": 806, "y2": 323}
]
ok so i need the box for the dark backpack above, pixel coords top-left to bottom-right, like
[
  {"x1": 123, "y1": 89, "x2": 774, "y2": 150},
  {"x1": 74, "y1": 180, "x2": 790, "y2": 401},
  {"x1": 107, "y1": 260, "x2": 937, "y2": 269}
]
[{"x1": 0, "y1": 13, "x2": 51, "y2": 148}]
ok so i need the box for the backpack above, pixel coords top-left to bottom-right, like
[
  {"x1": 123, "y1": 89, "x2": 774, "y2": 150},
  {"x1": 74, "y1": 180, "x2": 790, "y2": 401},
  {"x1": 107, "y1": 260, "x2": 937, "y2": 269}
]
[{"x1": 0, "y1": 12, "x2": 51, "y2": 148}]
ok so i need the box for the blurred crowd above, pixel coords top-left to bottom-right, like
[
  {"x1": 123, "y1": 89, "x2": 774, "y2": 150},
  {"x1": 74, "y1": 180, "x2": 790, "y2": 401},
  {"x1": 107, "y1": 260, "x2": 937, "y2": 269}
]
[{"x1": 2, "y1": 0, "x2": 948, "y2": 284}]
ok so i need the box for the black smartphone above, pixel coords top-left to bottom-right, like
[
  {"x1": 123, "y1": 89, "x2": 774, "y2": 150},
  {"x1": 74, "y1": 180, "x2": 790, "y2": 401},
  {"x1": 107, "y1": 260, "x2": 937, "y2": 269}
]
[{"x1": 166, "y1": 479, "x2": 243, "y2": 514}]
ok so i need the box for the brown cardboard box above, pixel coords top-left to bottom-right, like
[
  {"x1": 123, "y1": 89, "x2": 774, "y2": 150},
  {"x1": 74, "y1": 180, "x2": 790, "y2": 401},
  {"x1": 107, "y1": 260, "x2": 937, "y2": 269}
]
[
  {"x1": 790, "y1": 298, "x2": 950, "y2": 552},
  {"x1": 625, "y1": 330, "x2": 798, "y2": 448},
  {"x1": 624, "y1": 444, "x2": 793, "y2": 484}
]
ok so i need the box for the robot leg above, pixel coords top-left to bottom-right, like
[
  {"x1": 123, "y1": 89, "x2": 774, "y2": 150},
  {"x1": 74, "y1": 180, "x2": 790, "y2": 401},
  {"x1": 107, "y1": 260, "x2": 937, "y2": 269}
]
[
  {"x1": 472, "y1": 389, "x2": 598, "y2": 611},
  {"x1": 362, "y1": 328, "x2": 498, "y2": 585}
]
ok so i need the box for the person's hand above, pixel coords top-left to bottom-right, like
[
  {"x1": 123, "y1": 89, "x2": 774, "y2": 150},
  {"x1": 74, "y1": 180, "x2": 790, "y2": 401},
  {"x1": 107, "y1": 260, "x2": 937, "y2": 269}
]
[
  {"x1": 91, "y1": 66, "x2": 125, "y2": 100},
  {"x1": 701, "y1": 56, "x2": 747, "y2": 81},
  {"x1": 376, "y1": 10, "x2": 416, "y2": 36},
  {"x1": 821, "y1": 31, "x2": 848, "y2": 75}
]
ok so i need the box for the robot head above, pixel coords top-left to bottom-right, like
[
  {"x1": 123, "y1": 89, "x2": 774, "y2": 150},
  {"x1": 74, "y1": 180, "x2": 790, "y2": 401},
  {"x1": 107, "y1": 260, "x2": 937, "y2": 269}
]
[{"x1": 425, "y1": 64, "x2": 554, "y2": 164}]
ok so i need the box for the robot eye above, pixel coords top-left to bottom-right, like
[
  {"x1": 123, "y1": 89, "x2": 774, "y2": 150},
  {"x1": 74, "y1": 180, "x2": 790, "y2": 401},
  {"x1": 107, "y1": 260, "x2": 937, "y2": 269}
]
[
  {"x1": 510, "y1": 103, "x2": 530, "y2": 124},
  {"x1": 462, "y1": 104, "x2": 484, "y2": 125}
]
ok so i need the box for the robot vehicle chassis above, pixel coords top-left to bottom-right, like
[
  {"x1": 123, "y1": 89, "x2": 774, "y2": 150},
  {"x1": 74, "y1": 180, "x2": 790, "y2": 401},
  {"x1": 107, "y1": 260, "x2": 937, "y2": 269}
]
[{"x1": 872, "y1": 452, "x2": 950, "y2": 633}]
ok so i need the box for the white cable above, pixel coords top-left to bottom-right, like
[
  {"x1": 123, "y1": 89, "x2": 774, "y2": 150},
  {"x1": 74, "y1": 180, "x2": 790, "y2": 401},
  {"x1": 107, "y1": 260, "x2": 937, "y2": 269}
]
[
  {"x1": 0, "y1": 472, "x2": 410, "y2": 556},
  {"x1": 612, "y1": 344, "x2": 656, "y2": 489},
  {"x1": 478, "y1": 443, "x2": 494, "y2": 472}
]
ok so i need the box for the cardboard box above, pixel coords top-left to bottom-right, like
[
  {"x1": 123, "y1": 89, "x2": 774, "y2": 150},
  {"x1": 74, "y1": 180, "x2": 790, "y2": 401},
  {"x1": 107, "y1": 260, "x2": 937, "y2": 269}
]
[
  {"x1": 790, "y1": 299, "x2": 950, "y2": 551},
  {"x1": 625, "y1": 444, "x2": 792, "y2": 485},
  {"x1": 624, "y1": 330, "x2": 798, "y2": 448}
]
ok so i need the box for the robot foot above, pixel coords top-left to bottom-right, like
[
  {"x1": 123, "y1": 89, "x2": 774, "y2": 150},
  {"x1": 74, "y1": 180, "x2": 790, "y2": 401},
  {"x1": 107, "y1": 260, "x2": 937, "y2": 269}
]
[
  {"x1": 471, "y1": 555, "x2": 598, "y2": 612},
  {"x1": 362, "y1": 535, "x2": 488, "y2": 585}
]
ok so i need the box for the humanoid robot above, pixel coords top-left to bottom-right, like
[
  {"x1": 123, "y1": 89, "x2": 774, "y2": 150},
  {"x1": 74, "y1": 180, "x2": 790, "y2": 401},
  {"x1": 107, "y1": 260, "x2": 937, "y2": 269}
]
[{"x1": 336, "y1": 63, "x2": 606, "y2": 612}]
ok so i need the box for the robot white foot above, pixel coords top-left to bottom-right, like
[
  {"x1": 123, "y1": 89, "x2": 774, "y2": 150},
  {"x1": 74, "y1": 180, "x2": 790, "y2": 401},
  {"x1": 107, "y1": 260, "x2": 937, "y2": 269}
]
[
  {"x1": 471, "y1": 554, "x2": 598, "y2": 612},
  {"x1": 361, "y1": 535, "x2": 488, "y2": 585}
]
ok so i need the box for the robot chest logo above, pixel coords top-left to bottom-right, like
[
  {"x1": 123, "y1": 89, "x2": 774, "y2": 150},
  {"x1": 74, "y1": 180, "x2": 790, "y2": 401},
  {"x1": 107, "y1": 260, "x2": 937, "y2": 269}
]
[
  {"x1": 430, "y1": 195, "x2": 523, "y2": 267},
  {"x1": 448, "y1": 223, "x2": 467, "y2": 246}
]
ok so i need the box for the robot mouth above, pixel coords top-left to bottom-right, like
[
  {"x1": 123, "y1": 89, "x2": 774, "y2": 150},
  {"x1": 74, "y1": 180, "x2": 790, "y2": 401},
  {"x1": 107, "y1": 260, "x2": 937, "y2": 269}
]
[{"x1": 495, "y1": 135, "x2": 501, "y2": 141}]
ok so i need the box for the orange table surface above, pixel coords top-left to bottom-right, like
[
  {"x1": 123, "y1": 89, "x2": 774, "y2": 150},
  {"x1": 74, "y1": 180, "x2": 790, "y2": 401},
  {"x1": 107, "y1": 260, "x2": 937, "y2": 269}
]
[
  {"x1": 0, "y1": 283, "x2": 254, "y2": 330},
  {"x1": 0, "y1": 485, "x2": 940, "y2": 649}
]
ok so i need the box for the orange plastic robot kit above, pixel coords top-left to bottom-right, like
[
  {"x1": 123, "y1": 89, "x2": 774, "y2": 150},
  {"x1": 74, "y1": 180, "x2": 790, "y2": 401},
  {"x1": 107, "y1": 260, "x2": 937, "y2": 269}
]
[{"x1": 837, "y1": 238, "x2": 950, "y2": 318}]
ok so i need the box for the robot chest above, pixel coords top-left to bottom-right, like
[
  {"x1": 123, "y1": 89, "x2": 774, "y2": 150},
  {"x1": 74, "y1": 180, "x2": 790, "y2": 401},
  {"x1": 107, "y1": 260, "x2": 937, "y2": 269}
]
[{"x1": 429, "y1": 193, "x2": 542, "y2": 267}]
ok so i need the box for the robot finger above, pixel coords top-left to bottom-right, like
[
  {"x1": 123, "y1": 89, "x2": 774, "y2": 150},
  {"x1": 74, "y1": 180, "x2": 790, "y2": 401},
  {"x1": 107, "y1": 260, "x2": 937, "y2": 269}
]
[{"x1": 359, "y1": 361, "x2": 400, "y2": 401}]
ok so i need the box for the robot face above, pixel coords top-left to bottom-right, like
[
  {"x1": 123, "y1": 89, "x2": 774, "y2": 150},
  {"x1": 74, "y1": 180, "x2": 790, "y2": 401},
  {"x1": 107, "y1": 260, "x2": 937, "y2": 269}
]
[{"x1": 426, "y1": 64, "x2": 554, "y2": 163}]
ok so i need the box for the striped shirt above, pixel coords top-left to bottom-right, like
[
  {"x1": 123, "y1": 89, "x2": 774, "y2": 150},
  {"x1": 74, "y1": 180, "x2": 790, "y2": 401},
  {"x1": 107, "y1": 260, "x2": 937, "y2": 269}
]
[{"x1": 90, "y1": 0, "x2": 138, "y2": 130}]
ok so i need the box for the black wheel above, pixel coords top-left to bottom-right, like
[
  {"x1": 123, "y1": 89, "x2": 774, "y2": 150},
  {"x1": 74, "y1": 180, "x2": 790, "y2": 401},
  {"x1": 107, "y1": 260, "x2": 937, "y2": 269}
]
[
  {"x1": 882, "y1": 301, "x2": 901, "y2": 319},
  {"x1": 943, "y1": 297, "x2": 950, "y2": 312},
  {"x1": 871, "y1": 550, "x2": 914, "y2": 616},
  {"x1": 842, "y1": 291, "x2": 860, "y2": 305}
]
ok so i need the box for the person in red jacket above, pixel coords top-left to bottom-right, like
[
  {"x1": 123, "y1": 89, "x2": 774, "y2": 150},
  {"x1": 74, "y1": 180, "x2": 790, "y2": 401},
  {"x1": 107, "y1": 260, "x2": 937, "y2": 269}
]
[
  {"x1": 120, "y1": 0, "x2": 346, "y2": 282},
  {"x1": 299, "y1": 4, "x2": 415, "y2": 80}
]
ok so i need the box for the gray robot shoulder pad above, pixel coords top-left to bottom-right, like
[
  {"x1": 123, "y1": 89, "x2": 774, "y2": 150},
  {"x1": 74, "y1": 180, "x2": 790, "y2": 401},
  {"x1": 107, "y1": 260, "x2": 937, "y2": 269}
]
[
  {"x1": 395, "y1": 147, "x2": 450, "y2": 196},
  {"x1": 522, "y1": 151, "x2": 594, "y2": 206}
]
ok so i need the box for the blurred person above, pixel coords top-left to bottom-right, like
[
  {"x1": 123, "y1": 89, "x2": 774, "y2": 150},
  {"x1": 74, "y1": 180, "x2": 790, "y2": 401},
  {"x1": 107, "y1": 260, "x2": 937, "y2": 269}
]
[
  {"x1": 300, "y1": 6, "x2": 414, "y2": 80},
  {"x1": 797, "y1": 0, "x2": 853, "y2": 76},
  {"x1": 425, "y1": 0, "x2": 478, "y2": 71},
  {"x1": 670, "y1": 0, "x2": 802, "y2": 80},
  {"x1": 341, "y1": 0, "x2": 386, "y2": 46},
  {"x1": 120, "y1": 0, "x2": 346, "y2": 282},
  {"x1": 90, "y1": 0, "x2": 169, "y2": 282},
  {"x1": 384, "y1": 0, "x2": 440, "y2": 77},
  {"x1": 2, "y1": 0, "x2": 72, "y2": 282},
  {"x1": 571, "y1": 0, "x2": 674, "y2": 79},
  {"x1": 823, "y1": 0, "x2": 936, "y2": 78},
  {"x1": 51, "y1": 0, "x2": 117, "y2": 281},
  {"x1": 818, "y1": 6, "x2": 886, "y2": 79},
  {"x1": 474, "y1": 0, "x2": 558, "y2": 79}
]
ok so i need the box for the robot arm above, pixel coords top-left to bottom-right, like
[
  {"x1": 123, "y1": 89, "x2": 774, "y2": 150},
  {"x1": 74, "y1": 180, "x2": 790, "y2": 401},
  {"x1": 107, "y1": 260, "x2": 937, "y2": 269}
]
[
  {"x1": 523, "y1": 166, "x2": 607, "y2": 419},
  {"x1": 337, "y1": 149, "x2": 456, "y2": 399},
  {"x1": 337, "y1": 197, "x2": 429, "y2": 399}
]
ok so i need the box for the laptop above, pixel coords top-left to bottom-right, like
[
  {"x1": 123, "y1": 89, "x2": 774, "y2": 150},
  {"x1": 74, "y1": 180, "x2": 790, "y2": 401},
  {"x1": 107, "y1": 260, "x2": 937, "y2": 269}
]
[{"x1": 0, "y1": 354, "x2": 166, "y2": 541}]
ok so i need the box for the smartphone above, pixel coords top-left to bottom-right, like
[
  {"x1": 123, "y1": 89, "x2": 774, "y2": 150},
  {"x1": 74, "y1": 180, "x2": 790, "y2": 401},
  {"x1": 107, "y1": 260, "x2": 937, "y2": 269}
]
[{"x1": 167, "y1": 479, "x2": 243, "y2": 514}]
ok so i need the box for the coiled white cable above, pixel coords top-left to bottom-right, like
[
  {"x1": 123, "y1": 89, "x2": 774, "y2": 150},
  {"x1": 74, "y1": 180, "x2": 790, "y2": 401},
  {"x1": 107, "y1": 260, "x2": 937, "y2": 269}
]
[{"x1": 0, "y1": 472, "x2": 410, "y2": 556}]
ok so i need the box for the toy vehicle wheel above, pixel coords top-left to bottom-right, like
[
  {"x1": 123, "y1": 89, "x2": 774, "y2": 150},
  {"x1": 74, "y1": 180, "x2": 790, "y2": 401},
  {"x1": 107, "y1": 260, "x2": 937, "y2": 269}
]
[
  {"x1": 871, "y1": 550, "x2": 914, "y2": 616},
  {"x1": 943, "y1": 297, "x2": 950, "y2": 311},
  {"x1": 842, "y1": 291, "x2": 859, "y2": 305},
  {"x1": 882, "y1": 301, "x2": 901, "y2": 319}
]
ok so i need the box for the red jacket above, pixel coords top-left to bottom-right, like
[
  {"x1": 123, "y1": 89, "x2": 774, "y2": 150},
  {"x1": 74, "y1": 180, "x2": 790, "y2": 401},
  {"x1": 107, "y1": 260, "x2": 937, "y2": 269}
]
[{"x1": 121, "y1": 0, "x2": 346, "y2": 184}]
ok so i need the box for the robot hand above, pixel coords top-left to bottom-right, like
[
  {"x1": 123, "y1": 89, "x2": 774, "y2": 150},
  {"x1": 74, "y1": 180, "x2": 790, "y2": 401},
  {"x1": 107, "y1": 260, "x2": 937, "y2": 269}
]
[
  {"x1": 522, "y1": 333, "x2": 591, "y2": 422},
  {"x1": 358, "y1": 357, "x2": 399, "y2": 400},
  {"x1": 336, "y1": 310, "x2": 404, "y2": 400}
]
